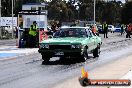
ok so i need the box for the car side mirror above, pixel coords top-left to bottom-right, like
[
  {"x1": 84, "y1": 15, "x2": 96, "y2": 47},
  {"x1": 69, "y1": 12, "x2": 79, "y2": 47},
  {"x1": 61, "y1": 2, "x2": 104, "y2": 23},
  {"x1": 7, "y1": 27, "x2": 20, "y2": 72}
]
[{"x1": 48, "y1": 35, "x2": 53, "y2": 38}]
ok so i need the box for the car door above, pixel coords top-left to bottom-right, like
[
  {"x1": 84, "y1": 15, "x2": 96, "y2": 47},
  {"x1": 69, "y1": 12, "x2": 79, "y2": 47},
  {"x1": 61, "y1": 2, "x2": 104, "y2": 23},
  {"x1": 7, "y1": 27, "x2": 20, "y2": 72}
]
[{"x1": 86, "y1": 29, "x2": 96, "y2": 51}]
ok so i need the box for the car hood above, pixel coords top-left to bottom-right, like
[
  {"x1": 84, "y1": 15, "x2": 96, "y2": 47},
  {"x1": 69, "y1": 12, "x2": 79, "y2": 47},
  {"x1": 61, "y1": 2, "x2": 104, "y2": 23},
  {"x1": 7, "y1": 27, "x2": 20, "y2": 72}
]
[{"x1": 41, "y1": 37, "x2": 87, "y2": 44}]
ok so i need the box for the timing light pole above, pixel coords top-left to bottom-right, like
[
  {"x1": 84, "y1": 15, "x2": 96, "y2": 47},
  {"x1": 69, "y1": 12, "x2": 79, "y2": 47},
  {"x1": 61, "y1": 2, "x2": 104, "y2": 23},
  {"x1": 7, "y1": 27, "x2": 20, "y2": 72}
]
[
  {"x1": 12, "y1": 0, "x2": 14, "y2": 38},
  {"x1": 0, "y1": 0, "x2": 2, "y2": 38}
]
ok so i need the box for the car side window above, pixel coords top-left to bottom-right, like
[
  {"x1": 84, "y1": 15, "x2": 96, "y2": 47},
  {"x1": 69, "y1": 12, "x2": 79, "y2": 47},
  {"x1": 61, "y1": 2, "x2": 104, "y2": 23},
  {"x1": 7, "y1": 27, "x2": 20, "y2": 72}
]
[
  {"x1": 86, "y1": 29, "x2": 93, "y2": 37},
  {"x1": 86, "y1": 29, "x2": 91, "y2": 37}
]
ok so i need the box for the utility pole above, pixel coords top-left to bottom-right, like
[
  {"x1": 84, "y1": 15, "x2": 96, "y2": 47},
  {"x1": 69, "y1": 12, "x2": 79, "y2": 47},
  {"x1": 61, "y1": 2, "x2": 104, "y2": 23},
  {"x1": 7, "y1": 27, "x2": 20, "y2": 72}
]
[
  {"x1": 0, "y1": 0, "x2": 2, "y2": 38},
  {"x1": 94, "y1": 0, "x2": 96, "y2": 25},
  {"x1": 12, "y1": 0, "x2": 14, "y2": 38}
]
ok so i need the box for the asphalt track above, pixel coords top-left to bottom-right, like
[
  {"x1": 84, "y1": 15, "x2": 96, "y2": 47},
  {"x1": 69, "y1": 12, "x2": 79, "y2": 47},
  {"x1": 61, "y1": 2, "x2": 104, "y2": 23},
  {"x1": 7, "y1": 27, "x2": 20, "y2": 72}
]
[
  {"x1": 0, "y1": 39, "x2": 16, "y2": 46},
  {"x1": 0, "y1": 33, "x2": 132, "y2": 88}
]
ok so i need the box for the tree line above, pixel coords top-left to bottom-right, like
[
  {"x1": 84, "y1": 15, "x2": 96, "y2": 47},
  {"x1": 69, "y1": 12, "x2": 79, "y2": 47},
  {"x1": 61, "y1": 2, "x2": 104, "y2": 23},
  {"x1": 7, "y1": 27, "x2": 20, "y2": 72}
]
[{"x1": 1, "y1": 0, "x2": 132, "y2": 24}]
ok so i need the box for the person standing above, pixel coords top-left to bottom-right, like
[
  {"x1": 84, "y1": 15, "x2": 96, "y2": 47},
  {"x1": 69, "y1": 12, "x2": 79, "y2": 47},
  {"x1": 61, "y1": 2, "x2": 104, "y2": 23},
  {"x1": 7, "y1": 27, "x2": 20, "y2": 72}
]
[
  {"x1": 102, "y1": 22, "x2": 108, "y2": 38},
  {"x1": 126, "y1": 23, "x2": 132, "y2": 38},
  {"x1": 15, "y1": 27, "x2": 18, "y2": 38},
  {"x1": 29, "y1": 21, "x2": 38, "y2": 48},
  {"x1": 91, "y1": 25, "x2": 98, "y2": 36},
  {"x1": 121, "y1": 24, "x2": 124, "y2": 35}
]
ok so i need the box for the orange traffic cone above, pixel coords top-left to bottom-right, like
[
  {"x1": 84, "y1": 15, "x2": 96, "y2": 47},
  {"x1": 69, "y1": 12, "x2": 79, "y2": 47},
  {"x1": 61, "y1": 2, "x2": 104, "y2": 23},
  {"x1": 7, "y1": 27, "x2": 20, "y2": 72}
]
[{"x1": 81, "y1": 67, "x2": 88, "y2": 78}]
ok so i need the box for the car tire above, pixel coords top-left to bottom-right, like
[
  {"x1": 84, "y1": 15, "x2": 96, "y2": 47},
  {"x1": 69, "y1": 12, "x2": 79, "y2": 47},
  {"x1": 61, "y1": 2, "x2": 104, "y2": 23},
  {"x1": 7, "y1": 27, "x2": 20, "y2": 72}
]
[
  {"x1": 59, "y1": 56, "x2": 66, "y2": 62},
  {"x1": 93, "y1": 44, "x2": 100, "y2": 58},
  {"x1": 42, "y1": 54, "x2": 50, "y2": 63},
  {"x1": 80, "y1": 48, "x2": 88, "y2": 62}
]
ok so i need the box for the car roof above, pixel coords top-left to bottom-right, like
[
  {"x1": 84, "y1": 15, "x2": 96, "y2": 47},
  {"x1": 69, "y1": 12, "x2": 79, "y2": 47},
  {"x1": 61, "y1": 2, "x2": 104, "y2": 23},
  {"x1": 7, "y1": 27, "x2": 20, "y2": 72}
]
[{"x1": 61, "y1": 26, "x2": 90, "y2": 29}]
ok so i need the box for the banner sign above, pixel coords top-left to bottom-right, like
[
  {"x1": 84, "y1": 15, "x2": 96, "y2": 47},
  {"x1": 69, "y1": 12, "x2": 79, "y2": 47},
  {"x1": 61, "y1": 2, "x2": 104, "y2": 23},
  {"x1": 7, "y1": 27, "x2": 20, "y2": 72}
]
[
  {"x1": 23, "y1": 15, "x2": 47, "y2": 28},
  {"x1": 19, "y1": 10, "x2": 47, "y2": 15},
  {"x1": 0, "y1": 17, "x2": 17, "y2": 26}
]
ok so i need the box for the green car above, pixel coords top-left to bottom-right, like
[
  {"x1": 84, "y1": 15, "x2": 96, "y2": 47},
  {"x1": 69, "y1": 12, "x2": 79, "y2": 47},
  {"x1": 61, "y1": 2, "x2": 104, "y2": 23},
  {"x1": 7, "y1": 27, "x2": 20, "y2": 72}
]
[{"x1": 38, "y1": 26, "x2": 102, "y2": 63}]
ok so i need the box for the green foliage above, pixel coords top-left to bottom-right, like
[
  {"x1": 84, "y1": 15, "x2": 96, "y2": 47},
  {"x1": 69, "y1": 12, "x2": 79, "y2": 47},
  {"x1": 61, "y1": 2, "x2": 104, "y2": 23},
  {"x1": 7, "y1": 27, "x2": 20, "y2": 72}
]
[
  {"x1": 48, "y1": 0, "x2": 75, "y2": 21},
  {"x1": 121, "y1": 1, "x2": 132, "y2": 24},
  {"x1": 95, "y1": 1, "x2": 123, "y2": 24},
  {"x1": 1, "y1": 0, "x2": 12, "y2": 16},
  {"x1": 1, "y1": 0, "x2": 131, "y2": 24}
]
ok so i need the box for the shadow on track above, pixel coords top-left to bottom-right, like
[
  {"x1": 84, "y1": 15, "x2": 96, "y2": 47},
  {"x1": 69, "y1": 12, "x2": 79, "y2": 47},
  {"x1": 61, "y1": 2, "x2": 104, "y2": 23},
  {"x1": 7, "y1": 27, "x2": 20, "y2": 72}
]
[{"x1": 42, "y1": 56, "x2": 94, "y2": 65}]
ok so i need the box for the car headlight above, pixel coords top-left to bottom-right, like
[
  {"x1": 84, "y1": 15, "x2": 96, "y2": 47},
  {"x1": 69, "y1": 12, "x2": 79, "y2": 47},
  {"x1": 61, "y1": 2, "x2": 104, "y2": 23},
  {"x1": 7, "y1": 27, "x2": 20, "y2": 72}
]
[
  {"x1": 71, "y1": 44, "x2": 81, "y2": 49},
  {"x1": 76, "y1": 45, "x2": 81, "y2": 48},
  {"x1": 40, "y1": 44, "x2": 49, "y2": 49},
  {"x1": 44, "y1": 44, "x2": 49, "y2": 48},
  {"x1": 71, "y1": 45, "x2": 76, "y2": 48}
]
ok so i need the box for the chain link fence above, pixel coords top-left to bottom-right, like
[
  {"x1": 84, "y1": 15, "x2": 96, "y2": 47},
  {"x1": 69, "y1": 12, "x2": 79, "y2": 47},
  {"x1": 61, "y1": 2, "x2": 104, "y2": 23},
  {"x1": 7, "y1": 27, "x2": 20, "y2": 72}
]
[{"x1": 0, "y1": 27, "x2": 16, "y2": 39}]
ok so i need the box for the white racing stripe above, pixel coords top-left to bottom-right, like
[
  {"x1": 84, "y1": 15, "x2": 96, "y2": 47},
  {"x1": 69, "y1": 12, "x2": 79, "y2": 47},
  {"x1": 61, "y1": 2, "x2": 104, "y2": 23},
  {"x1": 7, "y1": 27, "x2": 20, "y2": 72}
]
[
  {"x1": 0, "y1": 48, "x2": 38, "y2": 53},
  {"x1": 0, "y1": 45, "x2": 38, "y2": 53}
]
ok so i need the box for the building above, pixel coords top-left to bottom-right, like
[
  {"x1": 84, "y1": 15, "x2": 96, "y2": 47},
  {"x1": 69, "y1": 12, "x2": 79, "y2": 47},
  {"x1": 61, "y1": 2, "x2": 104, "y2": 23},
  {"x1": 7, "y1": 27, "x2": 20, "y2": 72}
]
[{"x1": 22, "y1": 3, "x2": 48, "y2": 10}]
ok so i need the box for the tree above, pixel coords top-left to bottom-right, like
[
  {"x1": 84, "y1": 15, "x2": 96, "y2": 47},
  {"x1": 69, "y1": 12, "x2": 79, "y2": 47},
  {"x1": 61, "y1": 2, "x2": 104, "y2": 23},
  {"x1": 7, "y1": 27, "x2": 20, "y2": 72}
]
[
  {"x1": 121, "y1": 1, "x2": 132, "y2": 24},
  {"x1": 96, "y1": 1, "x2": 105, "y2": 23},
  {"x1": 78, "y1": 0, "x2": 94, "y2": 20},
  {"x1": 1, "y1": 0, "x2": 12, "y2": 16},
  {"x1": 1, "y1": 0, "x2": 125, "y2": 24},
  {"x1": 96, "y1": 1, "x2": 122, "y2": 24},
  {"x1": 48, "y1": 0, "x2": 75, "y2": 21}
]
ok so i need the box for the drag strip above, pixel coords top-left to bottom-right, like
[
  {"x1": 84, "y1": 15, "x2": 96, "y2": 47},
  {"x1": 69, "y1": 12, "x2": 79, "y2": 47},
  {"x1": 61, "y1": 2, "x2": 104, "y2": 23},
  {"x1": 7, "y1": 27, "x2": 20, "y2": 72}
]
[
  {"x1": 0, "y1": 34, "x2": 132, "y2": 88},
  {"x1": 0, "y1": 39, "x2": 16, "y2": 46}
]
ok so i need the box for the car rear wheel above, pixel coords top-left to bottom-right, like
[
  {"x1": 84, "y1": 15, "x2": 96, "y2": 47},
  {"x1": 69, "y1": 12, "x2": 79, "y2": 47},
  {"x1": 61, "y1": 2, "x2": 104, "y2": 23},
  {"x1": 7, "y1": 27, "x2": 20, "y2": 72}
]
[{"x1": 42, "y1": 54, "x2": 50, "y2": 63}]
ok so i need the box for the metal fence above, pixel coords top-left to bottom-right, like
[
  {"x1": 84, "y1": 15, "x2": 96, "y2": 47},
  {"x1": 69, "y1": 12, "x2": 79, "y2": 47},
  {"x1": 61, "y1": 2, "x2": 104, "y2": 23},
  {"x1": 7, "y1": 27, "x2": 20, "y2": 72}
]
[{"x1": 0, "y1": 27, "x2": 16, "y2": 39}]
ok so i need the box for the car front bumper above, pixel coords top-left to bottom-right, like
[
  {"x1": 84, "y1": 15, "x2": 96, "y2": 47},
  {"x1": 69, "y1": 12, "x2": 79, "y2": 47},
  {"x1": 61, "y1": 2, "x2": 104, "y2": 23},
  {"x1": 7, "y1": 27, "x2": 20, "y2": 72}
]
[{"x1": 38, "y1": 49, "x2": 82, "y2": 57}]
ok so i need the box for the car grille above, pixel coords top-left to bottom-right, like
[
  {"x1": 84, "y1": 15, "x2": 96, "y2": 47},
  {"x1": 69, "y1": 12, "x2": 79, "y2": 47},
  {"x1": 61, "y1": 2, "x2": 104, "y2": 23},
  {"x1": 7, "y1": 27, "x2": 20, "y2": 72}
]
[{"x1": 49, "y1": 45, "x2": 71, "y2": 50}]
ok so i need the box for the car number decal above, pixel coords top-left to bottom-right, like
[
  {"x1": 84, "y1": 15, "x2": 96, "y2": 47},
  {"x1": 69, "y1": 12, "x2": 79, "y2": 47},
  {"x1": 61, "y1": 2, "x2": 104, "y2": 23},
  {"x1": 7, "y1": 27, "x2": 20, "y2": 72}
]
[{"x1": 55, "y1": 51, "x2": 64, "y2": 55}]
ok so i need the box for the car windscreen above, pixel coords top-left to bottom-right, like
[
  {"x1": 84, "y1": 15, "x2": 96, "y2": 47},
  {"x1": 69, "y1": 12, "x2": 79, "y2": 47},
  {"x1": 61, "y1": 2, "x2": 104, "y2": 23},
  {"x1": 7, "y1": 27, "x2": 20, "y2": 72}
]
[{"x1": 53, "y1": 28, "x2": 87, "y2": 38}]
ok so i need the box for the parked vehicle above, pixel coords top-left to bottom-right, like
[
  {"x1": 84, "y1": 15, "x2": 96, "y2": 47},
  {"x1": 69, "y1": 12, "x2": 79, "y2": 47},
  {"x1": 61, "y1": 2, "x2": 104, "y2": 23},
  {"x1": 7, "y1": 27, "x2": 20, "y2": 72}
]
[
  {"x1": 108, "y1": 25, "x2": 115, "y2": 33},
  {"x1": 97, "y1": 25, "x2": 103, "y2": 33},
  {"x1": 114, "y1": 26, "x2": 121, "y2": 32},
  {"x1": 4, "y1": 26, "x2": 16, "y2": 34}
]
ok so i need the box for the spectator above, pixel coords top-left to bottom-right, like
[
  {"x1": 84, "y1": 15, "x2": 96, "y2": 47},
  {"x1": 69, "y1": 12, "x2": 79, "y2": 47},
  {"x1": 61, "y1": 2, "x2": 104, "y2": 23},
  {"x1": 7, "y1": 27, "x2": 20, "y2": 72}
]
[
  {"x1": 121, "y1": 24, "x2": 124, "y2": 35},
  {"x1": 28, "y1": 21, "x2": 38, "y2": 48},
  {"x1": 102, "y1": 22, "x2": 108, "y2": 38}
]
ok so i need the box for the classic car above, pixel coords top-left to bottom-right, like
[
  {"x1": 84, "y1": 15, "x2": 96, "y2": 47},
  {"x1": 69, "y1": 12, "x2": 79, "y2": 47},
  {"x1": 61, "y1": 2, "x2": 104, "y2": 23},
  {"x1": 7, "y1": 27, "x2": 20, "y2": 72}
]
[{"x1": 38, "y1": 26, "x2": 102, "y2": 63}]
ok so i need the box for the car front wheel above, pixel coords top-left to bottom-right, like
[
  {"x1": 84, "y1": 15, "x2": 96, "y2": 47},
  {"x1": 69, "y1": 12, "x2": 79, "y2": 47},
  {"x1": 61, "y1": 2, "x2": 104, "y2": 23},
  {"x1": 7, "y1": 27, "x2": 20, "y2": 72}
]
[
  {"x1": 80, "y1": 48, "x2": 88, "y2": 62},
  {"x1": 42, "y1": 54, "x2": 50, "y2": 63}
]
